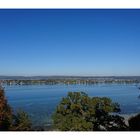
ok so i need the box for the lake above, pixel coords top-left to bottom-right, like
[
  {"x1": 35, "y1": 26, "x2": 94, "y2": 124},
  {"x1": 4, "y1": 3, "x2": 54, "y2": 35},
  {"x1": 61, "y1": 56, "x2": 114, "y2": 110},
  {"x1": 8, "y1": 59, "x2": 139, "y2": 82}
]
[{"x1": 4, "y1": 83, "x2": 140, "y2": 127}]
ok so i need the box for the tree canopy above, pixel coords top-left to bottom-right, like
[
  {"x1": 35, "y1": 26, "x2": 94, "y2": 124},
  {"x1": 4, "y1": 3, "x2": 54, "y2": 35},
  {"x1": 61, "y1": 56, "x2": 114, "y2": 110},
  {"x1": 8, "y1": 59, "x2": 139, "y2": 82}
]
[
  {"x1": 0, "y1": 86, "x2": 32, "y2": 131},
  {"x1": 53, "y1": 92, "x2": 127, "y2": 131},
  {"x1": 0, "y1": 87, "x2": 13, "y2": 130},
  {"x1": 12, "y1": 110, "x2": 32, "y2": 131}
]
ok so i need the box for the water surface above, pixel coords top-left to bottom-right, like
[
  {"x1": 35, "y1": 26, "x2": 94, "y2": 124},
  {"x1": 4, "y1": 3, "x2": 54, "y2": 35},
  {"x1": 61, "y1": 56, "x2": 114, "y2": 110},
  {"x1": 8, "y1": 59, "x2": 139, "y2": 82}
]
[{"x1": 5, "y1": 84, "x2": 140, "y2": 127}]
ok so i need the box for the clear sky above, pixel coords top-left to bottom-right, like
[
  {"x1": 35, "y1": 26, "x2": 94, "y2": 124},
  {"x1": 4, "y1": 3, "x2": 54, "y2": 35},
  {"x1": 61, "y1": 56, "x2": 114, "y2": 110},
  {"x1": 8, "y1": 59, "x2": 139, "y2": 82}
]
[{"x1": 0, "y1": 9, "x2": 140, "y2": 76}]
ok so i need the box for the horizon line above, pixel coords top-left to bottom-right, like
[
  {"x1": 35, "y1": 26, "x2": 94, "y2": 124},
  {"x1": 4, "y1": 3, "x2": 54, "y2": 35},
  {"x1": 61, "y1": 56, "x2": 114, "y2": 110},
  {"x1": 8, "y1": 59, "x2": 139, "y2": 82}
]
[{"x1": 0, "y1": 75, "x2": 140, "y2": 77}]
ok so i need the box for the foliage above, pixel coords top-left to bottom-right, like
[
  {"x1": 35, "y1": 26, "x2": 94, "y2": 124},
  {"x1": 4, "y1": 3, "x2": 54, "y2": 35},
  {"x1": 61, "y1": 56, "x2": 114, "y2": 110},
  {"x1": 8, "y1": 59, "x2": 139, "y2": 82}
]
[
  {"x1": 128, "y1": 114, "x2": 140, "y2": 131},
  {"x1": 91, "y1": 97, "x2": 127, "y2": 130},
  {"x1": 0, "y1": 86, "x2": 32, "y2": 131},
  {"x1": 12, "y1": 110, "x2": 32, "y2": 131},
  {"x1": 52, "y1": 92, "x2": 127, "y2": 131},
  {"x1": 0, "y1": 87, "x2": 13, "y2": 130}
]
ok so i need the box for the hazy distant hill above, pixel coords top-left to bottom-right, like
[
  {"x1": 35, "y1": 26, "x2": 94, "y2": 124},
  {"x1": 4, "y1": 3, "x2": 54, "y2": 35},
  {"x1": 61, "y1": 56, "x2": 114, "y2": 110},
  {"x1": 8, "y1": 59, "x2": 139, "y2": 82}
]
[{"x1": 0, "y1": 76, "x2": 140, "y2": 80}]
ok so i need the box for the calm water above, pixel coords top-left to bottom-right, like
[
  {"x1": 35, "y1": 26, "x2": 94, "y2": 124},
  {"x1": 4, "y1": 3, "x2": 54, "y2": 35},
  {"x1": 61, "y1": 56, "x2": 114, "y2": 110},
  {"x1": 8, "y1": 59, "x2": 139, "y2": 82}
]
[{"x1": 4, "y1": 84, "x2": 140, "y2": 127}]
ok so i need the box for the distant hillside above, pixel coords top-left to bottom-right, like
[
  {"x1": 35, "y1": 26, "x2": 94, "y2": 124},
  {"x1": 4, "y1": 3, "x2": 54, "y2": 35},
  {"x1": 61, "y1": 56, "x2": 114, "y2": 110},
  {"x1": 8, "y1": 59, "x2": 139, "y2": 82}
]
[{"x1": 0, "y1": 76, "x2": 140, "y2": 80}]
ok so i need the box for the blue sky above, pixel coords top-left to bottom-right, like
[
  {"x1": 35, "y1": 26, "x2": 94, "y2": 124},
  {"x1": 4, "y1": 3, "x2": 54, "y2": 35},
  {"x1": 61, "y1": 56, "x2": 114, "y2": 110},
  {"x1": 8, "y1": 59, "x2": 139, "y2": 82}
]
[{"x1": 0, "y1": 9, "x2": 140, "y2": 76}]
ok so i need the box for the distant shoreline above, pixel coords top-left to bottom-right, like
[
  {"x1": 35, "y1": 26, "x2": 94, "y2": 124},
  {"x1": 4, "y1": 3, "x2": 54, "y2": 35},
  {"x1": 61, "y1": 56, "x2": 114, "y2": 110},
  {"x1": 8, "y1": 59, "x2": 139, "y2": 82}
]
[
  {"x1": 1, "y1": 75, "x2": 140, "y2": 80},
  {"x1": 1, "y1": 76, "x2": 140, "y2": 86}
]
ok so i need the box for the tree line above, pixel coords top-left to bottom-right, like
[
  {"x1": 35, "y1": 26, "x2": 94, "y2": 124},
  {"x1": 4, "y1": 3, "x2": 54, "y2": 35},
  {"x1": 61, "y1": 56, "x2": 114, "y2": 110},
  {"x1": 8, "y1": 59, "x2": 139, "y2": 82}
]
[{"x1": 0, "y1": 86, "x2": 140, "y2": 131}]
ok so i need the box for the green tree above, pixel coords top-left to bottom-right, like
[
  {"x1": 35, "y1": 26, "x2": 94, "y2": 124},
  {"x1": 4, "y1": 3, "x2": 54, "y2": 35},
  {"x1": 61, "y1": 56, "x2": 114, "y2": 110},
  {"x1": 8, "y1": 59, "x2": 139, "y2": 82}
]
[
  {"x1": 0, "y1": 86, "x2": 32, "y2": 131},
  {"x1": 52, "y1": 92, "x2": 127, "y2": 131},
  {"x1": 91, "y1": 97, "x2": 127, "y2": 130},
  {"x1": 12, "y1": 110, "x2": 32, "y2": 131}
]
